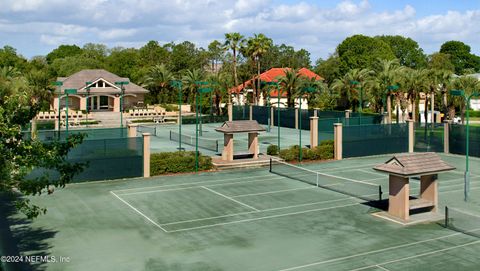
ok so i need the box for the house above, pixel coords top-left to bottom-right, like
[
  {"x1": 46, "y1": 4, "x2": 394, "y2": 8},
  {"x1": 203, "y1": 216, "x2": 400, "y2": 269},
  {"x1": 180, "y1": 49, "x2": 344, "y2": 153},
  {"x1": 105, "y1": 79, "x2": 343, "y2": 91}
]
[
  {"x1": 52, "y1": 69, "x2": 148, "y2": 113},
  {"x1": 466, "y1": 73, "x2": 480, "y2": 110},
  {"x1": 230, "y1": 68, "x2": 323, "y2": 108}
]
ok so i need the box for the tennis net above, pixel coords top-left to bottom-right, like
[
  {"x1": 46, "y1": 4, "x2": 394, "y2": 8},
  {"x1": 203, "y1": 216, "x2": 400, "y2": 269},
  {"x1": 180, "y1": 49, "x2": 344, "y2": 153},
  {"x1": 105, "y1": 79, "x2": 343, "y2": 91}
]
[
  {"x1": 169, "y1": 131, "x2": 219, "y2": 152},
  {"x1": 445, "y1": 206, "x2": 480, "y2": 238},
  {"x1": 137, "y1": 125, "x2": 157, "y2": 136},
  {"x1": 269, "y1": 159, "x2": 383, "y2": 202}
]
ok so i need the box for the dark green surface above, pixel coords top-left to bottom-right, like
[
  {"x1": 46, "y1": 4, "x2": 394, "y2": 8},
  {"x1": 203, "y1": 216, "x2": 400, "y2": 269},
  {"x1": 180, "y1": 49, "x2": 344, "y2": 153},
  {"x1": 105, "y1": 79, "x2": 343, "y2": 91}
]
[
  {"x1": 343, "y1": 124, "x2": 409, "y2": 158},
  {"x1": 2, "y1": 154, "x2": 480, "y2": 270},
  {"x1": 450, "y1": 124, "x2": 480, "y2": 157},
  {"x1": 414, "y1": 123, "x2": 444, "y2": 153}
]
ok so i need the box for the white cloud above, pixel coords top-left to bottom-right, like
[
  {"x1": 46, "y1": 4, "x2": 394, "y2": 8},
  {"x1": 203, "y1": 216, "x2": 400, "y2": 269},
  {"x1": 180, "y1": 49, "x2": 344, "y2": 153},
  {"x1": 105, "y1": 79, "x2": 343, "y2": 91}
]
[{"x1": 1, "y1": 0, "x2": 480, "y2": 61}]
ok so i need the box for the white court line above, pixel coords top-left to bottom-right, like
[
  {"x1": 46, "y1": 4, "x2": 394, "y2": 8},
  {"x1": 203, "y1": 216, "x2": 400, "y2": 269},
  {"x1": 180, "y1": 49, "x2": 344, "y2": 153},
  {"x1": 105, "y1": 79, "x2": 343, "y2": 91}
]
[
  {"x1": 160, "y1": 197, "x2": 357, "y2": 226},
  {"x1": 167, "y1": 203, "x2": 359, "y2": 233},
  {"x1": 276, "y1": 228, "x2": 480, "y2": 271},
  {"x1": 357, "y1": 169, "x2": 387, "y2": 178},
  {"x1": 375, "y1": 265, "x2": 391, "y2": 271},
  {"x1": 201, "y1": 186, "x2": 259, "y2": 211},
  {"x1": 231, "y1": 187, "x2": 315, "y2": 198},
  {"x1": 111, "y1": 172, "x2": 276, "y2": 193},
  {"x1": 319, "y1": 163, "x2": 380, "y2": 173},
  {"x1": 442, "y1": 185, "x2": 480, "y2": 194},
  {"x1": 349, "y1": 240, "x2": 480, "y2": 271},
  {"x1": 118, "y1": 185, "x2": 198, "y2": 196},
  {"x1": 113, "y1": 175, "x2": 284, "y2": 194},
  {"x1": 110, "y1": 191, "x2": 168, "y2": 233}
]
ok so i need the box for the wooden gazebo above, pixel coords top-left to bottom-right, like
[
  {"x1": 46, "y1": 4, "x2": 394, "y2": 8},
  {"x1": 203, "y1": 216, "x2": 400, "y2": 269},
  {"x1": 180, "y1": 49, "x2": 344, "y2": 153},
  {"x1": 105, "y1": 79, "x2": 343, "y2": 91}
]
[
  {"x1": 215, "y1": 120, "x2": 266, "y2": 161},
  {"x1": 374, "y1": 153, "x2": 455, "y2": 222}
]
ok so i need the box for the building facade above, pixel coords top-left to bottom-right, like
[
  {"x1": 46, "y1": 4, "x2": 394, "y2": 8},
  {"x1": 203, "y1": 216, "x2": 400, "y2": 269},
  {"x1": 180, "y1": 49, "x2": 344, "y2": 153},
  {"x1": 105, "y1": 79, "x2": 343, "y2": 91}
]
[{"x1": 53, "y1": 69, "x2": 148, "y2": 113}]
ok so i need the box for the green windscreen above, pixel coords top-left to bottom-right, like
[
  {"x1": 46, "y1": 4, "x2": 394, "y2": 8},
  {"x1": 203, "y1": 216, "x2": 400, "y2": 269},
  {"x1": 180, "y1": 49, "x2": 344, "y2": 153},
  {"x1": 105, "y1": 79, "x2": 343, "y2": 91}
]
[
  {"x1": 449, "y1": 124, "x2": 480, "y2": 157},
  {"x1": 68, "y1": 137, "x2": 143, "y2": 182},
  {"x1": 252, "y1": 105, "x2": 270, "y2": 125},
  {"x1": 26, "y1": 136, "x2": 144, "y2": 182},
  {"x1": 343, "y1": 123, "x2": 408, "y2": 158},
  {"x1": 233, "y1": 105, "x2": 250, "y2": 120},
  {"x1": 414, "y1": 123, "x2": 444, "y2": 152},
  {"x1": 24, "y1": 127, "x2": 128, "y2": 142}
]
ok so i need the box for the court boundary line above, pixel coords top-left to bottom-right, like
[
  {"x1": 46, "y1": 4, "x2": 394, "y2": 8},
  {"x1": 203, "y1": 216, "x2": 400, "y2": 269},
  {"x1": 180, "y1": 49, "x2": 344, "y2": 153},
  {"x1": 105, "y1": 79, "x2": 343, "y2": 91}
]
[
  {"x1": 166, "y1": 202, "x2": 359, "y2": 233},
  {"x1": 110, "y1": 191, "x2": 168, "y2": 233},
  {"x1": 349, "y1": 239, "x2": 480, "y2": 271},
  {"x1": 276, "y1": 228, "x2": 480, "y2": 271},
  {"x1": 112, "y1": 174, "x2": 283, "y2": 193},
  {"x1": 357, "y1": 169, "x2": 387, "y2": 178},
  {"x1": 375, "y1": 265, "x2": 391, "y2": 271},
  {"x1": 231, "y1": 187, "x2": 315, "y2": 198},
  {"x1": 160, "y1": 197, "x2": 357, "y2": 226},
  {"x1": 201, "y1": 186, "x2": 259, "y2": 211}
]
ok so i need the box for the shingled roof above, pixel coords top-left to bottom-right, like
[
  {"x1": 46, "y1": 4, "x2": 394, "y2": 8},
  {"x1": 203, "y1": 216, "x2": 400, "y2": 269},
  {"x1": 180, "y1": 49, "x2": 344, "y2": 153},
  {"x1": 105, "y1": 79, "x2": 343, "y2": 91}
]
[
  {"x1": 373, "y1": 153, "x2": 455, "y2": 177},
  {"x1": 57, "y1": 69, "x2": 148, "y2": 94},
  {"x1": 215, "y1": 120, "x2": 266, "y2": 134}
]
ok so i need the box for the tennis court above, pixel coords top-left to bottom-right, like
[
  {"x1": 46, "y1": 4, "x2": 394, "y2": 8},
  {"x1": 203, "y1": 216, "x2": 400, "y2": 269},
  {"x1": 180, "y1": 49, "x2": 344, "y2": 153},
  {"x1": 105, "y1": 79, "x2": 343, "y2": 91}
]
[
  {"x1": 137, "y1": 122, "x2": 311, "y2": 155},
  {"x1": 2, "y1": 153, "x2": 480, "y2": 270}
]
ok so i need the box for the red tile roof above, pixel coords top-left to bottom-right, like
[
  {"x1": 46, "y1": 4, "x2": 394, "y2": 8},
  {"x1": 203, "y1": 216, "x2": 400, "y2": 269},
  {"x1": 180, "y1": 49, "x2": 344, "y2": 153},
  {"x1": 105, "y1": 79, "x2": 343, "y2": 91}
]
[{"x1": 230, "y1": 67, "x2": 323, "y2": 96}]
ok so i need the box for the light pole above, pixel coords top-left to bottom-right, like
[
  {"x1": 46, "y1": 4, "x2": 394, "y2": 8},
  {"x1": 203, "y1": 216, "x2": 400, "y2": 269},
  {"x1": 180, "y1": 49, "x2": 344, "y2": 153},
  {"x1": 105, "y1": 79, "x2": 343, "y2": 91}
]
[
  {"x1": 266, "y1": 81, "x2": 280, "y2": 149},
  {"x1": 171, "y1": 80, "x2": 184, "y2": 150},
  {"x1": 115, "y1": 81, "x2": 129, "y2": 129},
  {"x1": 53, "y1": 81, "x2": 63, "y2": 139},
  {"x1": 64, "y1": 89, "x2": 77, "y2": 140},
  {"x1": 299, "y1": 86, "x2": 316, "y2": 161},
  {"x1": 85, "y1": 81, "x2": 92, "y2": 127},
  {"x1": 450, "y1": 89, "x2": 480, "y2": 201},
  {"x1": 195, "y1": 82, "x2": 213, "y2": 172}
]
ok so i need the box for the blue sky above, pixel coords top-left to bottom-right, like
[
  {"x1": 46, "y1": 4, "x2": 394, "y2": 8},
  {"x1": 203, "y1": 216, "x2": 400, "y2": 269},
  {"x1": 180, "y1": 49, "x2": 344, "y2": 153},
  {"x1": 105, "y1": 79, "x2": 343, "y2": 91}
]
[{"x1": 1, "y1": 0, "x2": 479, "y2": 62}]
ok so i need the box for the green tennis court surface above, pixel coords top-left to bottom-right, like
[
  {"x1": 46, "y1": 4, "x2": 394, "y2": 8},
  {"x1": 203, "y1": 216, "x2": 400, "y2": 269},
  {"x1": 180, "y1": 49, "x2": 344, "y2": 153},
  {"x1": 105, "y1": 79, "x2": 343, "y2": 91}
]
[{"x1": 2, "y1": 153, "x2": 480, "y2": 270}]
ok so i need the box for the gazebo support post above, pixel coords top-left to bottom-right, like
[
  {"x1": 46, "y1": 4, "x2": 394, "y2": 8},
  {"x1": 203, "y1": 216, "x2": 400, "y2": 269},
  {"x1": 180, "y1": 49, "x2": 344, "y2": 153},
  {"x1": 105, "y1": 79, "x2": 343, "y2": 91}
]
[
  {"x1": 420, "y1": 174, "x2": 438, "y2": 212},
  {"x1": 248, "y1": 132, "x2": 259, "y2": 159},
  {"x1": 222, "y1": 133, "x2": 234, "y2": 161},
  {"x1": 388, "y1": 175, "x2": 410, "y2": 221}
]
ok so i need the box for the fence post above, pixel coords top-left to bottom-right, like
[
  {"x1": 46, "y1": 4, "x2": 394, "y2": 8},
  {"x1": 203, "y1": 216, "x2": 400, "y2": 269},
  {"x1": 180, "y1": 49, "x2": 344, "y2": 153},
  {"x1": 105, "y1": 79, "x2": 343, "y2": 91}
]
[
  {"x1": 270, "y1": 106, "x2": 274, "y2": 128},
  {"x1": 228, "y1": 103, "x2": 233, "y2": 121},
  {"x1": 128, "y1": 123, "x2": 138, "y2": 138},
  {"x1": 295, "y1": 108, "x2": 299, "y2": 129},
  {"x1": 444, "y1": 120, "x2": 450, "y2": 154},
  {"x1": 314, "y1": 108, "x2": 318, "y2": 117},
  {"x1": 407, "y1": 120, "x2": 414, "y2": 153},
  {"x1": 249, "y1": 105, "x2": 253, "y2": 120},
  {"x1": 334, "y1": 123, "x2": 343, "y2": 160},
  {"x1": 310, "y1": 116, "x2": 319, "y2": 148},
  {"x1": 143, "y1": 133, "x2": 151, "y2": 178}
]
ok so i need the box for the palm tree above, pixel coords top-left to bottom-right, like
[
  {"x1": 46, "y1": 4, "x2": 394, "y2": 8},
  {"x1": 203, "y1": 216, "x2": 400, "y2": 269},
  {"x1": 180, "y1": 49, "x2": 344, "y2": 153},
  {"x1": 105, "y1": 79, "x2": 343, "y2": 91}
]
[
  {"x1": 450, "y1": 76, "x2": 480, "y2": 123},
  {"x1": 400, "y1": 68, "x2": 428, "y2": 122},
  {"x1": 182, "y1": 68, "x2": 204, "y2": 110},
  {"x1": 277, "y1": 69, "x2": 307, "y2": 108},
  {"x1": 142, "y1": 64, "x2": 174, "y2": 104},
  {"x1": 245, "y1": 33, "x2": 273, "y2": 104},
  {"x1": 224, "y1": 33, "x2": 245, "y2": 103},
  {"x1": 371, "y1": 59, "x2": 404, "y2": 123},
  {"x1": 331, "y1": 68, "x2": 372, "y2": 111}
]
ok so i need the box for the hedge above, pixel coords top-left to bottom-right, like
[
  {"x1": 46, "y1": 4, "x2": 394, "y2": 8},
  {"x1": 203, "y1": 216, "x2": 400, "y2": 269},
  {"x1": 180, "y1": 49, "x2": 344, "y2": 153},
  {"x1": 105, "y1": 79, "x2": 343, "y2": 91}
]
[
  {"x1": 151, "y1": 151, "x2": 213, "y2": 175},
  {"x1": 277, "y1": 140, "x2": 334, "y2": 162}
]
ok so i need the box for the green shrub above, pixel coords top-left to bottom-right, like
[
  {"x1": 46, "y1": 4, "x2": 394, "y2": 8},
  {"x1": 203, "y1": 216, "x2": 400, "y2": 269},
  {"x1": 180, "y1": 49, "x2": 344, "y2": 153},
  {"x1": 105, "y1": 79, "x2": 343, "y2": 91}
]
[
  {"x1": 278, "y1": 141, "x2": 334, "y2": 162},
  {"x1": 267, "y1": 144, "x2": 279, "y2": 155},
  {"x1": 150, "y1": 151, "x2": 213, "y2": 175},
  {"x1": 468, "y1": 110, "x2": 480, "y2": 118}
]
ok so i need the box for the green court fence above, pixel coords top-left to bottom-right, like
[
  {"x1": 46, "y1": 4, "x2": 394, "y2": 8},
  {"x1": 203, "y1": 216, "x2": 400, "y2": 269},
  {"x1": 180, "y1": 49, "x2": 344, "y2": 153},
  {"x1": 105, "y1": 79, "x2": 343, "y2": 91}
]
[
  {"x1": 252, "y1": 105, "x2": 270, "y2": 125},
  {"x1": 182, "y1": 114, "x2": 229, "y2": 125},
  {"x1": 233, "y1": 105, "x2": 250, "y2": 120},
  {"x1": 414, "y1": 123, "x2": 444, "y2": 153},
  {"x1": 23, "y1": 127, "x2": 128, "y2": 142},
  {"x1": 273, "y1": 107, "x2": 296, "y2": 128},
  {"x1": 26, "y1": 137, "x2": 144, "y2": 182},
  {"x1": 343, "y1": 123, "x2": 408, "y2": 158},
  {"x1": 318, "y1": 116, "x2": 383, "y2": 143},
  {"x1": 449, "y1": 124, "x2": 480, "y2": 157}
]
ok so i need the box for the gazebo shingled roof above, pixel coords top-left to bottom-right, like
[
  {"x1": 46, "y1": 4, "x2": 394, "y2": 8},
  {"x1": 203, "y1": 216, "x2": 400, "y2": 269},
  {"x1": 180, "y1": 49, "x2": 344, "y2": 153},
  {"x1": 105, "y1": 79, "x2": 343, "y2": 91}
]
[
  {"x1": 373, "y1": 152, "x2": 455, "y2": 177},
  {"x1": 215, "y1": 120, "x2": 266, "y2": 134}
]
